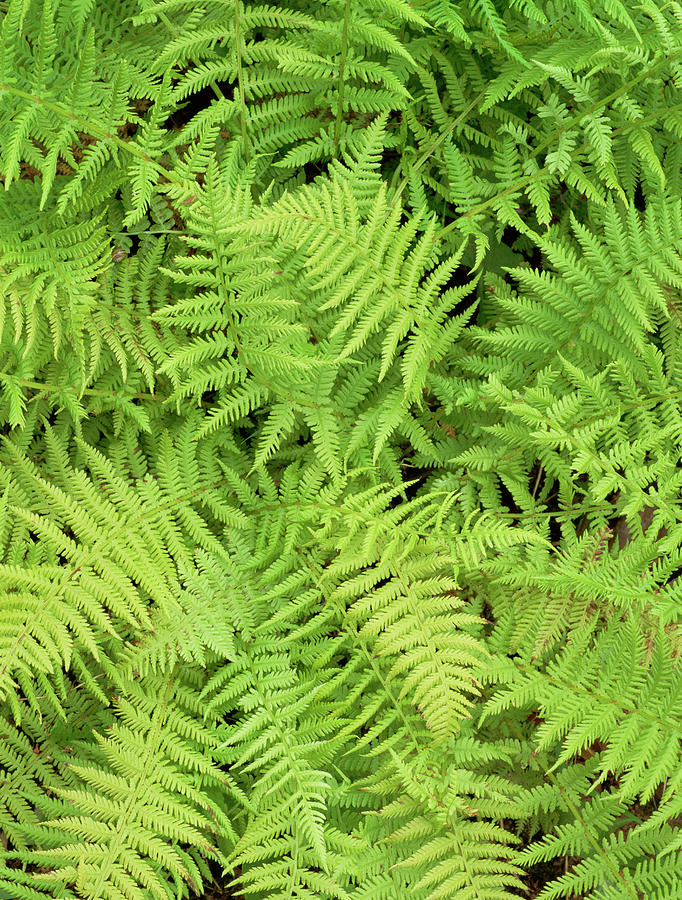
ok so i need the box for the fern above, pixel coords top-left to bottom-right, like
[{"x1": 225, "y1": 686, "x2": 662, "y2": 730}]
[{"x1": 2, "y1": 0, "x2": 682, "y2": 897}]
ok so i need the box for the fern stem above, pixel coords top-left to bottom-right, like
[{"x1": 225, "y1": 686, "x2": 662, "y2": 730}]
[
  {"x1": 155, "y1": 8, "x2": 226, "y2": 103},
  {"x1": 234, "y1": 0, "x2": 251, "y2": 163},
  {"x1": 0, "y1": 373, "x2": 156, "y2": 401},
  {"x1": 333, "y1": 0, "x2": 353, "y2": 152},
  {"x1": 300, "y1": 553, "x2": 424, "y2": 749},
  {"x1": 506, "y1": 720, "x2": 640, "y2": 898},
  {"x1": 0, "y1": 82, "x2": 198, "y2": 204},
  {"x1": 288, "y1": 829, "x2": 300, "y2": 896},
  {"x1": 389, "y1": 88, "x2": 488, "y2": 208},
  {"x1": 205, "y1": 186, "x2": 243, "y2": 356},
  {"x1": 0, "y1": 472, "x2": 231, "y2": 685},
  {"x1": 510, "y1": 658, "x2": 682, "y2": 740},
  {"x1": 89, "y1": 679, "x2": 176, "y2": 898},
  {"x1": 552, "y1": 777, "x2": 640, "y2": 900},
  {"x1": 0, "y1": 84, "x2": 158, "y2": 166},
  {"x1": 438, "y1": 52, "x2": 682, "y2": 242}
]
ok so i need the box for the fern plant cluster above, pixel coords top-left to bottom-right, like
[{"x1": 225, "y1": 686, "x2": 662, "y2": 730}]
[{"x1": 1, "y1": 0, "x2": 682, "y2": 897}]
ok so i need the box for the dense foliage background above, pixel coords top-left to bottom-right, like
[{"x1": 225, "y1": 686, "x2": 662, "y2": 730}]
[{"x1": 2, "y1": 0, "x2": 682, "y2": 897}]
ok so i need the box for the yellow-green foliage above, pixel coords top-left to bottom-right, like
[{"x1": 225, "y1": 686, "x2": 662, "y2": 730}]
[{"x1": 1, "y1": 0, "x2": 682, "y2": 897}]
